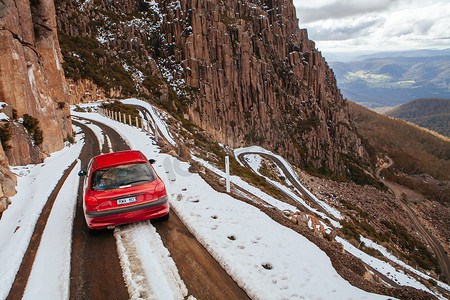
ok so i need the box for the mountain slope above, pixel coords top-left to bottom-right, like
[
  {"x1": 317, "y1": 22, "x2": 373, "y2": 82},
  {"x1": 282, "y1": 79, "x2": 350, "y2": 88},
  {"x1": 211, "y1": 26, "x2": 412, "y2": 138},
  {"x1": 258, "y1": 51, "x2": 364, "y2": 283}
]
[
  {"x1": 348, "y1": 101, "x2": 449, "y2": 204},
  {"x1": 330, "y1": 55, "x2": 450, "y2": 109},
  {"x1": 55, "y1": 0, "x2": 368, "y2": 178},
  {"x1": 385, "y1": 98, "x2": 450, "y2": 137}
]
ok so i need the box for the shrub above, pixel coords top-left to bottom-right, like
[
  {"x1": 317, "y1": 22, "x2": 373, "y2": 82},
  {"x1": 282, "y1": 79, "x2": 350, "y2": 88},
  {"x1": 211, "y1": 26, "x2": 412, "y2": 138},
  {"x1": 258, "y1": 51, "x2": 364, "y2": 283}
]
[
  {"x1": 0, "y1": 123, "x2": 12, "y2": 151},
  {"x1": 341, "y1": 221, "x2": 360, "y2": 242},
  {"x1": 23, "y1": 114, "x2": 43, "y2": 145}
]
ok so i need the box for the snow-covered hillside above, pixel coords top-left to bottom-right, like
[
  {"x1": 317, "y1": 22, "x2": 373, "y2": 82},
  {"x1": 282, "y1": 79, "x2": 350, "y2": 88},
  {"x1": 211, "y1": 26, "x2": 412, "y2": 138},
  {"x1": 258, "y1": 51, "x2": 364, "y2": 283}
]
[{"x1": 0, "y1": 99, "x2": 447, "y2": 299}]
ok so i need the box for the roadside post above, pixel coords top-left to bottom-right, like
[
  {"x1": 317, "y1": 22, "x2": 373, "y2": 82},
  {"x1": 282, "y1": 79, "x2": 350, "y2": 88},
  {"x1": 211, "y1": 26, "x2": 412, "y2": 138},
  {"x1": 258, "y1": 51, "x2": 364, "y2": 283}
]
[{"x1": 225, "y1": 156, "x2": 230, "y2": 193}]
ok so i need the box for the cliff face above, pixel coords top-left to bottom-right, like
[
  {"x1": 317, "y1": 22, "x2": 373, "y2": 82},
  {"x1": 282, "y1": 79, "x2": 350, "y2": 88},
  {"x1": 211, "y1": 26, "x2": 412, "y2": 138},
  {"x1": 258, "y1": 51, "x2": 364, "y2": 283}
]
[
  {"x1": 56, "y1": 0, "x2": 368, "y2": 175},
  {"x1": 0, "y1": 0, "x2": 72, "y2": 160},
  {"x1": 0, "y1": 0, "x2": 72, "y2": 207}
]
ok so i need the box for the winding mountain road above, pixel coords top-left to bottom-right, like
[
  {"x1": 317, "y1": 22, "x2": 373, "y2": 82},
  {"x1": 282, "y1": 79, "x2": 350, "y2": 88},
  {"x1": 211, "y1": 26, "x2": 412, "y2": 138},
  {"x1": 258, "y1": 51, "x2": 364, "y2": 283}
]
[
  {"x1": 376, "y1": 157, "x2": 450, "y2": 283},
  {"x1": 237, "y1": 152, "x2": 333, "y2": 218},
  {"x1": 5, "y1": 105, "x2": 448, "y2": 299},
  {"x1": 6, "y1": 116, "x2": 249, "y2": 299}
]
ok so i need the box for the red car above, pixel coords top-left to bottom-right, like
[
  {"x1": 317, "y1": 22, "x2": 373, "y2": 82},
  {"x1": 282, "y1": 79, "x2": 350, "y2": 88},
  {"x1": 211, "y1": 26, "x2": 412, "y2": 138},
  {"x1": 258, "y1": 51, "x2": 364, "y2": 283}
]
[{"x1": 78, "y1": 150, "x2": 169, "y2": 230}]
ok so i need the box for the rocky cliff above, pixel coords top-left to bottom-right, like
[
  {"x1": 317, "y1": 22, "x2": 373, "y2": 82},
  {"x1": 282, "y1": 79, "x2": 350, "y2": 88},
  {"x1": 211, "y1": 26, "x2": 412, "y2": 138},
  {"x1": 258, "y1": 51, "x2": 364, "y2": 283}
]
[
  {"x1": 0, "y1": 0, "x2": 73, "y2": 207},
  {"x1": 56, "y1": 0, "x2": 368, "y2": 176}
]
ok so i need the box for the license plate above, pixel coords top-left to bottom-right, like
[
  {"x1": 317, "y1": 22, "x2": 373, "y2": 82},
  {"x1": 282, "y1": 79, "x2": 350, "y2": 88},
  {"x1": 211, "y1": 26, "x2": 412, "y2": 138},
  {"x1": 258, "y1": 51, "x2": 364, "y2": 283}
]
[{"x1": 117, "y1": 196, "x2": 137, "y2": 205}]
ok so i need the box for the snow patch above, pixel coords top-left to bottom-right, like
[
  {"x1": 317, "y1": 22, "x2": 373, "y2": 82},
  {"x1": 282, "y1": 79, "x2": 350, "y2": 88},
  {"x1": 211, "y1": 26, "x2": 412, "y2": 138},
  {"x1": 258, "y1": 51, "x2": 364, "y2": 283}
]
[
  {"x1": 22, "y1": 160, "x2": 81, "y2": 300},
  {"x1": 114, "y1": 221, "x2": 189, "y2": 300},
  {"x1": 0, "y1": 133, "x2": 83, "y2": 299}
]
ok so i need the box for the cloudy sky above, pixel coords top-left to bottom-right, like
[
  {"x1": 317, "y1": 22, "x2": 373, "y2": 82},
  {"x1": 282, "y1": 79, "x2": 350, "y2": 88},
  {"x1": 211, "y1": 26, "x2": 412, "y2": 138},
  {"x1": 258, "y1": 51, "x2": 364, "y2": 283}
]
[{"x1": 292, "y1": 0, "x2": 450, "y2": 60}]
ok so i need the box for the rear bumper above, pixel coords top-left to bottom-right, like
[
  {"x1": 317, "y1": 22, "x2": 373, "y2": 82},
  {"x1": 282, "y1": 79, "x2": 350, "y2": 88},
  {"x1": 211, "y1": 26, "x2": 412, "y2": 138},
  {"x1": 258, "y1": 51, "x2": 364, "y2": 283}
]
[{"x1": 85, "y1": 197, "x2": 169, "y2": 229}]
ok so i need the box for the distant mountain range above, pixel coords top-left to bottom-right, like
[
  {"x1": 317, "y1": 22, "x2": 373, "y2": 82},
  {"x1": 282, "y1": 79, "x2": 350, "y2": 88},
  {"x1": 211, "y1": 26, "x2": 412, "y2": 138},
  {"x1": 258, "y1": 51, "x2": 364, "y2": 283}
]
[
  {"x1": 385, "y1": 98, "x2": 450, "y2": 137},
  {"x1": 329, "y1": 49, "x2": 450, "y2": 110}
]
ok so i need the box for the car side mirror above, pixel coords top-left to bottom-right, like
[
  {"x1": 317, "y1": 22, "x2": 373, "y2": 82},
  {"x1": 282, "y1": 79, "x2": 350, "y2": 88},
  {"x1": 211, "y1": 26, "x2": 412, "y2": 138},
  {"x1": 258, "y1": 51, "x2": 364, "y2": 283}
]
[
  {"x1": 78, "y1": 170, "x2": 86, "y2": 176},
  {"x1": 149, "y1": 159, "x2": 156, "y2": 165}
]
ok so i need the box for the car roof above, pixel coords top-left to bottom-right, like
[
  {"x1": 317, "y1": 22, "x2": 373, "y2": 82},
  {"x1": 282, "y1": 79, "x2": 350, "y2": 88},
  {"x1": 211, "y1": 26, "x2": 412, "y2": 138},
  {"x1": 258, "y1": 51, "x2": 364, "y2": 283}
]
[{"x1": 92, "y1": 150, "x2": 148, "y2": 170}]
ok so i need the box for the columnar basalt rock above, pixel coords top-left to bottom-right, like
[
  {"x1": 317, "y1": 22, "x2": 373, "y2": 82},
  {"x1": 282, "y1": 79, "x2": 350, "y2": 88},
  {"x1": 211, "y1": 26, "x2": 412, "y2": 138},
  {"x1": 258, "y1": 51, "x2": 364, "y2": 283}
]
[
  {"x1": 164, "y1": 0, "x2": 368, "y2": 174},
  {"x1": 55, "y1": 0, "x2": 368, "y2": 175}
]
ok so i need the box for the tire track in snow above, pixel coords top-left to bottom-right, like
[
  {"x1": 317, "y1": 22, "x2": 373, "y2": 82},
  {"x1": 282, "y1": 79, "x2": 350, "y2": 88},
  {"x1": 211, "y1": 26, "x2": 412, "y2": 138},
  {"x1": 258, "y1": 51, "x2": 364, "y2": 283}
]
[{"x1": 6, "y1": 160, "x2": 78, "y2": 300}]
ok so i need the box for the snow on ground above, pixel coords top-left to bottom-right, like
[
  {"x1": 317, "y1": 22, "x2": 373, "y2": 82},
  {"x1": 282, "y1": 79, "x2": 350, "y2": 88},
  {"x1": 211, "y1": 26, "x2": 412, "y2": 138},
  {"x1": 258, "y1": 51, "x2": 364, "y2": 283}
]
[
  {"x1": 73, "y1": 109, "x2": 391, "y2": 299},
  {"x1": 114, "y1": 221, "x2": 189, "y2": 300},
  {"x1": 0, "y1": 99, "x2": 443, "y2": 299},
  {"x1": 192, "y1": 156, "x2": 298, "y2": 213},
  {"x1": 75, "y1": 101, "x2": 448, "y2": 298},
  {"x1": 0, "y1": 133, "x2": 84, "y2": 299},
  {"x1": 235, "y1": 146, "x2": 344, "y2": 220},
  {"x1": 240, "y1": 152, "x2": 341, "y2": 228},
  {"x1": 0, "y1": 112, "x2": 10, "y2": 121},
  {"x1": 22, "y1": 160, "x2": 81, "y2": 300},
  {"x1": 238, "y1": 149, "x2": 448, "y2": 296},
  {"x1": 336, "y1": 237, "x2": 444, "y2": 299},
  {"x1": 360, "y1": 236, "x2": 450, "y2": 293},
  {"x1": 121, "y1": 98, "x2": 176, "y2": 146},
  {"x1": 74, "y1": 118, "x2": 105, "y2": 152}
]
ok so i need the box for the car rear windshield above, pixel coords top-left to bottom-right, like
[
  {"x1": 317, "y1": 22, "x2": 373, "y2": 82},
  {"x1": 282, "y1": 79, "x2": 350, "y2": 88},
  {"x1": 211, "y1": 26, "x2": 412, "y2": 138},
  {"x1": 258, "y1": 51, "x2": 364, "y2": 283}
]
[{"x1": 91, "y1": 162, "x2": 156, "y2": 191}]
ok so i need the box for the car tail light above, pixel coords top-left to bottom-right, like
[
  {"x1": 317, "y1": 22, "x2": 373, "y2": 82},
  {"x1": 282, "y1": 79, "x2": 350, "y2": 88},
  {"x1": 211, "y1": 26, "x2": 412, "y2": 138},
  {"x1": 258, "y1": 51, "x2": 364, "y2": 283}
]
[
  {"x1": 154, "y1": 181, "x2": 167, "y2": 198},
  {"x1": 85, "y1": 194, "x2": 98, "y2": 206}
]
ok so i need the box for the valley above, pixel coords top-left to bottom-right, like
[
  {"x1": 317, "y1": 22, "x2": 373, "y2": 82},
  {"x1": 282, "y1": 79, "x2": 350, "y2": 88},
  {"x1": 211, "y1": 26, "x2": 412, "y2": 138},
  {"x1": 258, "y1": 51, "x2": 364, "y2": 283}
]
[{"x1": 329, "y1": 51, "x2": 450, "y2": 110}]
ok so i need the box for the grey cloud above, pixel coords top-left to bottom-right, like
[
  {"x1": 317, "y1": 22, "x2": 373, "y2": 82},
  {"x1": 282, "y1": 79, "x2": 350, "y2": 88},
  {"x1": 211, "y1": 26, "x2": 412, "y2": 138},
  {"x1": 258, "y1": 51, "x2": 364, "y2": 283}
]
[
  {"x1": 414, "y1": 20, "x2": 434, "y2": 35},
  {"x1": 297, "y1": 0, "x2": 400, "y2": 23},
  {"x1": 307, "y1": 18, "x2": 381, "y2": 41}
]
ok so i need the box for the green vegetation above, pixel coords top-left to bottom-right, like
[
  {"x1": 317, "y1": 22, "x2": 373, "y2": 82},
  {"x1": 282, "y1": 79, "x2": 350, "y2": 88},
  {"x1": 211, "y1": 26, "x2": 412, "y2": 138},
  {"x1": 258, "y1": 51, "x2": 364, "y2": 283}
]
[
  {"x1": 295, "y1": 115, "x2": 321, "y2": 132},
  {"x1": 150, "y1": 87, "x2": 193, "y2": 121},
  {"x1": 340, "y1": 200, "x2": 368, "y2": 218},
  {"x1": 341, "y1": 221, "x2": 360, "y2": 242},
  {"x1": 23, "y1": 114, "x2": 43, "y2": 145},
  {"x1": 340, "y1": 200, "x2": 391, "y2": 245},
  {"x1": 58, "y1": 32, "x2": 137, "y2": 96},
  {"x1": 220, "y1": 14, "x2": 236, "y2": 27},
  {"x1": 303, "y1": 158, "x2": 385, "y2": 190},
  {"x1": 342, "y1": 155, "x2": 386, "y2": 190},
  {"x1": 65, "y1": 134, "x2": 75, "y2": 145},
  {"x1": 73, "y1": 105, "x2": 85, "y2": 113},
  {"x1": 0, "y1": 123, "x2": 12, "y2": 151}
]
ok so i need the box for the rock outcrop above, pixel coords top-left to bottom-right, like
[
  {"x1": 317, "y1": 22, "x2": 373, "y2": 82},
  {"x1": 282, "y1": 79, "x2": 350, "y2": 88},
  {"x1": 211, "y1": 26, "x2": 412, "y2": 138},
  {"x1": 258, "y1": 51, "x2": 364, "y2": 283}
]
[
  {"x1": 56, "y1": 0, "x2": 368, "y2": 175},
  {"x1": 0, "y1": 0, "x2": 73, "y2": 210},
  {"x1": 0, "y1": 0, "x2": 72, "y2": 161}
]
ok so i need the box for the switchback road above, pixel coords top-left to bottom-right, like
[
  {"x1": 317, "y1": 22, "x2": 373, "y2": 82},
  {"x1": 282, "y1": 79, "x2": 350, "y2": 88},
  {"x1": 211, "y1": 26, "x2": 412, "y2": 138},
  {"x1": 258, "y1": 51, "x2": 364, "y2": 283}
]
[{"x1": 376, "y1": 157, "x2": 450, "y2": 284}]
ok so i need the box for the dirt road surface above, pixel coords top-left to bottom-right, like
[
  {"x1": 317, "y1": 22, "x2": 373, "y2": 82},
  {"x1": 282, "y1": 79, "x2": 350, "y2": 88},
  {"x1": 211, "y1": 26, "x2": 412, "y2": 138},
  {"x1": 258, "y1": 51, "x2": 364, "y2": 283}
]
[
  {"x1": 377, "y1": 157, "x2": 450, "y2": 283},
  {"x1": 70, "y1": 119, "x2": 130, "y2": 299},
  {"x1": 59, "y1": 117, "x2": 250, "y2": 299}
]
